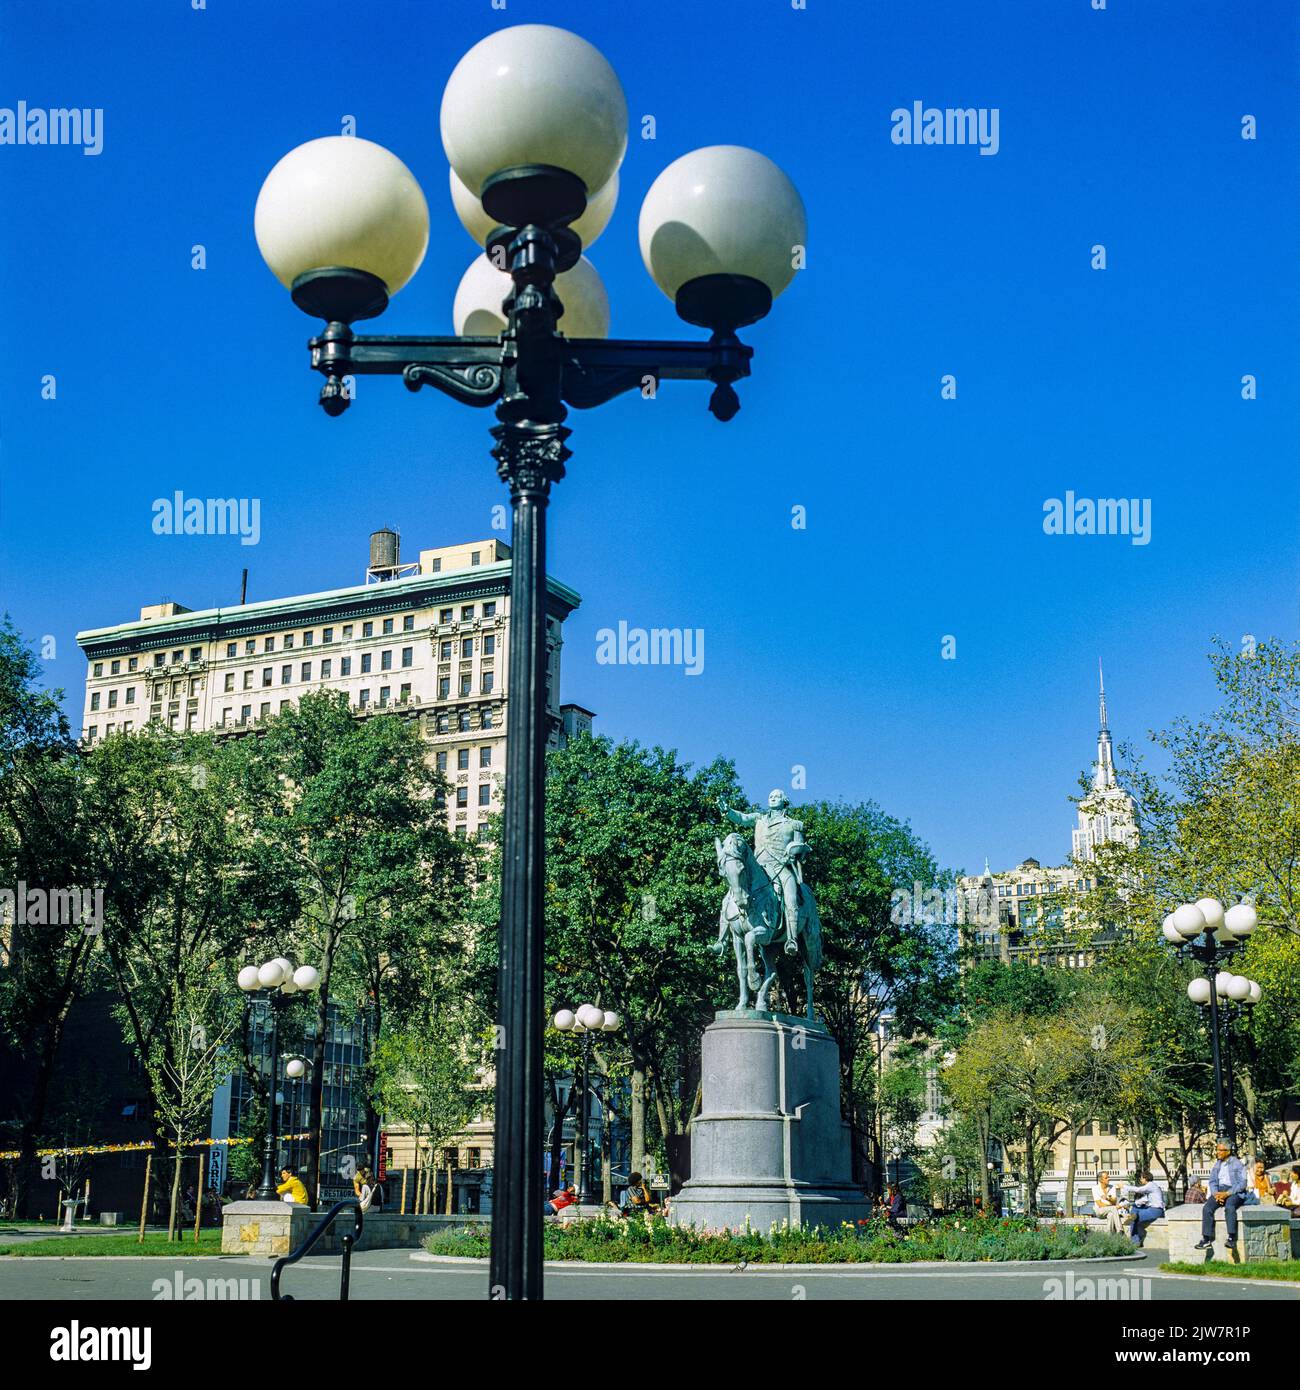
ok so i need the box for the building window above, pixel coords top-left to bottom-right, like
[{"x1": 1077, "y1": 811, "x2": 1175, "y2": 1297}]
[
  {"x1": 260, "y1": 702, "x2": 271, "y2": 720},
  {"x1": 128, "y1": 657, "x2": 138, "y2": 671},
  {"x1": 172, "y1": 650, "x2": 184, "y2": 664},
  {"x1": 321, "y1": 659, "x2": 332, "y2": 678},
  {"x1": 436, "y1": 751, "x2": 448, "y2": 772},
  {"x1": 401, "y1": 647, "x2": 413, "y2": 668},
  {"x1": 483, "y1": 634, "x2": 495, "y2": 656},
  {"x1": 109, "y1": 660, "x2": 119, "y2": 675},
  {"x1": 300, "y1": 663, "x2": 311, "y2": 682},
  {"x1": 281, "y1": 665, "x2": 292, "y2": 685},
  {"x1": 190, "y1": 647, "x2": 202, "y2": 662},
  {"x1": 379, "y1": 686, "x2": 390, "y2": 706},
  {"x1": 340, "y1": 657, "x2": 351, "y2": 676},
  {"x1": 483, "y1": 602, "x2": 496, "y2": 618},
  {"x1": 437, "y1": 714, "x2": 449, "y2": 733},
  {"x1": 303, "y1": 631, "x2": 313, "y2": 647},
  {"x1": 481, "y1": 709, "x2": 494, "y2": 730},
  {"x1": 243, "y1": 670, "x2": 253, "y2": 690},
  {"x1": 482, "y1": 672, "x2": 494, "y2": 694},
  {"x1": 440, "y1": 641, "x2": 452, "y2": 660},
  {"x1": 457, "y1": 749, "x2": 470, "y2": 771},
  {"x1": 399, "y1": 683, "x2": 411, "y2": 702},
  {"x1": 262, "y1": 668, "x2": 273, "y2": 687},
  {"x1": 284, "y1": 633, "x2": 294, "y2": 650},
  {"x1": 438, "y1": 677, "x2": 450, "y2": 699},
  {"x1": 478, "y1": 784, "x2": 491, "y2": 807},
  {"x1": 461, "y1": 638, "x2": 473, "y2": 658},
  {"x1": 87, "y1": 725, "x2": 97, "y2": 739},
  {"x1": 459, "y1": 676, "x2": 471, "y2": 697},
  {"x1": 342, "y1": 624, "x2": 353, "y2": 640},
  {"x1": 264, "y1": 637, "x2": 275, "y2": 652},
  {"x1": 461, "y1": 605, "x2": 474, "y2": 620},
  {"x1": 456, "y1": 787, "x2": 468, "y2": 808},
  {"x1": 361, "y1": 654, "x2": 372, "y2": 674},
  {"x1": 440, "y1": 608, "x2": 453, "y2": 623},
  {"x1": 90, "y1": 692, "x2": 101, "y2": 711},
  {"x1": 108, "y1": 690, "x2": 118, "y2": 708},
  {"x1": 125, "y1": 687, "x2": 135, "y2": 704},
  {"x1": 323, "y1": 628, "x2": 334, "y2": 644},
  {"x1": 458, "y1": 711, "x2": 471, "y2": 732},
  {"x1": 381, "y1": 650, "x2": 393, "y2": 671},
  {"x1": 240, "y1": 705, "x2": 251, "y2": 723},
  {"x1": 431, "y1": 558, "x2": 442, "y2": 572},
  {"x1": 359, "y1": 690, "x2": 370, "y2": 707},
  {"x1": 382, "y1": 618, "x2": 394, "y2": 635},
  {"x1": 403, "y1": 615, "x2": 414, "y2": 631},
  {"x1": 363, "y1": 621, "x2": 373, "y2": 638},
  {"x1": 479, "y1": 746, "x2": 491, "y2": 768},
  {"x1": 226, "y1": 643, "x2": 237, "y2": 658}
]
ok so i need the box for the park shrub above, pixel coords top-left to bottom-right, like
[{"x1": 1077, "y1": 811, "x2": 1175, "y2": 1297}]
[{"x1": 423, "y1": 1213, "x2": 1133, "y2": 1264}]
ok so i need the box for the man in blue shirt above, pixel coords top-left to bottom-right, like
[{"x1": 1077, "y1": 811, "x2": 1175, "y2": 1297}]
[
  {"x1": 1126, "y1": 1170, "x2": 1166, "y2": 1248},
  {"x1": 1195, "y1": 1141, "x2": 1247, "y2": 1250}
]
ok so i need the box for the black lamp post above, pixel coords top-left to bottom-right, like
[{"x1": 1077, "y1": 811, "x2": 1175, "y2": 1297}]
[
  {"x1": 255, "y1": 25, "x2": 804, "y2": 1301},
  {"x1": 553, "y1": 1004, "x2": 620, "y2": 1206},
  {"x1": 238, "y1": 956, "x2": 321, "y2": 1201},
  {"x1": 1161, "y1": 898, "x2": 1260, "y2": 1149}
]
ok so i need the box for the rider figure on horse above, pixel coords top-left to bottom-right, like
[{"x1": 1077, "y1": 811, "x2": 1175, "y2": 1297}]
[{"x1": 718, "y1": 790, "x2": 808, "y2": 956}]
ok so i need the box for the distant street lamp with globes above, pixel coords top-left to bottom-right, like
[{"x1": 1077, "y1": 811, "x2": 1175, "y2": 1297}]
[
  {"x1": 237, "y1": 956, "x2": 321, "y2": 1201},
  {"x1": 1159, "y1": 898, "x2": 1260, "y2": 1148},
  {"x1": 552, "y1": 1004, "x2": 621, "y2": 1207}
]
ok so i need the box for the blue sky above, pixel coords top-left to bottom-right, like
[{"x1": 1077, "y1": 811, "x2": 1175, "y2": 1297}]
[{"x1": 1, "y1": 0, "x2": 1296, "y2": 877}]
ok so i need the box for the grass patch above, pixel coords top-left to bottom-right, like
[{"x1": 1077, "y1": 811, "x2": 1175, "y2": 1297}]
[
  {"x1": 425, "y1": 1214, "x2": 1135, "y2": 1265},
  {"x1": 0, "y1": 1229, "x2": 225, "y2": 1257},
  {"x1": 1161, "y1": 1260, "x2": 1300, "y2": 1282}
]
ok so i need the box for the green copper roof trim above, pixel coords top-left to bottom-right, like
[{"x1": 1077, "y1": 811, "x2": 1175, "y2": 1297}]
[{"x1": 76, "y1": 561, "x2": 581, "y2": 651}]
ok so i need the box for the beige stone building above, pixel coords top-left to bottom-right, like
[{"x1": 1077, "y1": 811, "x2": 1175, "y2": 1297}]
[
  {"x1": 76, "y1": 532, "x2": 594, "y2": 1195},
  {"x1": 76, "y1": 531, "x2": 592, "y2": 840}
]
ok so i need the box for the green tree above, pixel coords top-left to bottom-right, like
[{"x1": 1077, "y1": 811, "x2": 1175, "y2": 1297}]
[
  {"x1": 237, "y1": 691, "x2": 469, "y2": 1205},
  {"x1": 0, "y1": 620, "x2": 93, "y2": 1216}
]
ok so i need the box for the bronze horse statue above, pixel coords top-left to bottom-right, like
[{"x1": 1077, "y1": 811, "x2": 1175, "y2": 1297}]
[{"x1": 713, "y1": 831, "x2": 822, "y2": 1019}]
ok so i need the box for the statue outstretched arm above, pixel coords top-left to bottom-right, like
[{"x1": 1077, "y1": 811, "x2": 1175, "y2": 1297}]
[{"x1": 718, "y1": 797, "x2": 757, "y2": 827}]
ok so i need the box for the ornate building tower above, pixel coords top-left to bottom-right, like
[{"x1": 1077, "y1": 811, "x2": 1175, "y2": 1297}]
[{"x1": 1071, "y1": 661, "x2": 1138, "y2": 862}]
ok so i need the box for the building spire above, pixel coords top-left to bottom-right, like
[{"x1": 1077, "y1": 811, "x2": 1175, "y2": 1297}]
[{"x1": 1094, "y1": 659, "x2": 1116, "y2": 790}]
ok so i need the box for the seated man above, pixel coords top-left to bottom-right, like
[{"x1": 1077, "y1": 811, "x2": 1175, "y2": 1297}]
[
  {"x1": 1092, "y1": 1171, "x2": 1127, "y2": 1234},
  {"x1": 619, "y1": 1172, "x2": 658, "y2": 1215},
  {"x1": 1195, "y1": 1141, "x2": 1247, "y2": 1251},
  {"x1": 1125, "y1": 1170, "x2": 1165, "y2": 1248}
]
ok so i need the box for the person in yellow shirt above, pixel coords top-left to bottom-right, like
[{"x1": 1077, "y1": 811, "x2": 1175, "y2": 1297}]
[{"x1": 276, "y1": 1169, "x2": 308, "y2": 1205}]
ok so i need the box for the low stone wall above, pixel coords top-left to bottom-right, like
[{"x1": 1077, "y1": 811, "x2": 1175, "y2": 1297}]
[
  {"x1": 1166, "y1": 1201, "x2": 1296, "y2": 1264},
  {"x1": 220, "y1": 1203, "x2": 486, "y2": 1257}
]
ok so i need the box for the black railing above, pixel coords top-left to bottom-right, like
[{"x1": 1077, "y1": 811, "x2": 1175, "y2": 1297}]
[{"x1": 270, "y1": 1198, "x2": 364, "y2": 1301}]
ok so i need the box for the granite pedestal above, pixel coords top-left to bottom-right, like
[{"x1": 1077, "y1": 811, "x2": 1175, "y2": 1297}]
[
  {"x1": 669, "y1": 1010, "x2": 871, "y2": 1233},
  {"x1": 220, "y1": 1200, "x2": 312, "y2": 1257}
]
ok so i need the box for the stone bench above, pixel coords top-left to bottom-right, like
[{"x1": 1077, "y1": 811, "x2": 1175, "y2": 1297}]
[
  {"x1": 1166, "y1": 1201, "x2": 1295, "y2": 1264},
  {"x1": 221, "y1": 1201, "x2": 488, "y2": 1256}
]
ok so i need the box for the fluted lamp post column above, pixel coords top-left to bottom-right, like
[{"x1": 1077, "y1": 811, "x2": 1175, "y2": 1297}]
[
  {"x1": 237, "y1": 958, "x2": 321, "y2": 1201},
  {"x1": 254, "y1": 22, "x2": 804, "y2": 1302}
]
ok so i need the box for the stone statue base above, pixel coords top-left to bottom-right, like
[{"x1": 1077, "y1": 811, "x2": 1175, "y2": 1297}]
[{"x1": 669, "y1": 1011, "x2": 872, "y2": 1233}]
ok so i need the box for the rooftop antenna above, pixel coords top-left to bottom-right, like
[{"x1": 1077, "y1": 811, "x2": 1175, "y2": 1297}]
[{"x1": 240, "y1": 568, "x2": 248, "y2": 605}]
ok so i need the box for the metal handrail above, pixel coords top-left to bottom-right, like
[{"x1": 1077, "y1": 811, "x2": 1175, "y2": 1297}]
[{"x1": 270, "y1": 1198, "x2": 364, "y2": 1301}]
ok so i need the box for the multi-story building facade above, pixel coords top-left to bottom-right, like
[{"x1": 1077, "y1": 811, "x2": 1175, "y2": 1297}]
[
  {"x1": 74, "y1": 532, "x2": 593, "y2": 1189},
  {"x1": 76, "y1": 531, "x2": 589, "y2": 839},
  {"x1": 958, "y1": 666, "x2": 1136, "y2": 967}
]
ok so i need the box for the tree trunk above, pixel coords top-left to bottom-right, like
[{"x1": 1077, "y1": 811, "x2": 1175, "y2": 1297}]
[
  {"x1": 167, "y1": 1150, "x2": 181, "y2": 1241},
  {"x1": 630, "y1": 1065, "x2": 646, "y2": 1176},
  {"x1": 1065, "y1": 1125, "x2": 1080, "y2": 1217},
  {"x1": 977, "y1": 1111, "x2": 991, "y2": 1211},
  {"x1": 1024, "y1": 1126, "x2": 1037, "y2": 1217},
  {"x1": 305, "y1": 932, "x2": 336, "y2": 1210}
]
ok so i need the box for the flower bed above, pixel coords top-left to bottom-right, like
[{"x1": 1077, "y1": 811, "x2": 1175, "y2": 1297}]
[{"x1": 423, "y1": 1214, "x2": 1134, "y2": 1264}]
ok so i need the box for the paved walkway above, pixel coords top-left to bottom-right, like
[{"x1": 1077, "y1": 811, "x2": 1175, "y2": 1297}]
[{"x1": 0, "y1": 1247, "x2": 1296, "y2": 1301}]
